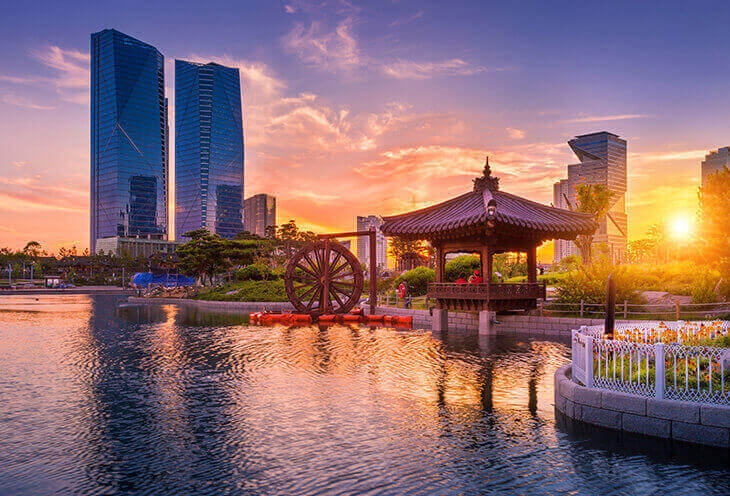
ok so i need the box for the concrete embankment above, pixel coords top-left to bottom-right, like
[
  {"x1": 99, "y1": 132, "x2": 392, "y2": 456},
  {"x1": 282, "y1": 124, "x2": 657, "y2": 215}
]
[{"x1": 554, "y1": 364, "x2": 730, "y2": 448}]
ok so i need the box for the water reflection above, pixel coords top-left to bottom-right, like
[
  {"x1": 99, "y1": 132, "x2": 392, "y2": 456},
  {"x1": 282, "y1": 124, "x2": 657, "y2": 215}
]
[{"x1": 0, "y1": 295, "x2": 727, "y2": 496}]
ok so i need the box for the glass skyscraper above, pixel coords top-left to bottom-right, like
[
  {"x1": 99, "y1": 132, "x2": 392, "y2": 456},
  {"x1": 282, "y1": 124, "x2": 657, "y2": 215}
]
[
  {"x1": 175, "y1": 60, "x2": 244, "y2": 240},
  {"x1": 553, "y1": 131, "x2": 628, "y2": 262},
  {"x1": 90, "y1": 29, "x2": 168, "y2": 253}
]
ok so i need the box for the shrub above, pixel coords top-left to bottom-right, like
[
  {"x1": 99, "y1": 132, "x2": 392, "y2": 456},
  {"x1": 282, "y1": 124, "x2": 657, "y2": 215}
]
[
  {"x1": 690, "y1": 273, "x2": 718, "y2": 303},
  {"x1": 236, "y1": 262, "x2": 276, "y2": 281},
  {"x1": 195, "y1": 280, "x2": 288, "y2": 302},
  {"x1": 444, "y1": 255, "x2": 480, "y2": 282},
  {"x1": 555, "y1": 256, "x2": 644, "y2": 305},
  {"x1": 393, "y1": 266, "x2": 435, "y2": 296}
]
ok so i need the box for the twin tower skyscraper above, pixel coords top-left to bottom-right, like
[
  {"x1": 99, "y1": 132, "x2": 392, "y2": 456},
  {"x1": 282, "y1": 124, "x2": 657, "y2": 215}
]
[{"x1": 90, "y1": 29, "x2": 244, "y2": 253}]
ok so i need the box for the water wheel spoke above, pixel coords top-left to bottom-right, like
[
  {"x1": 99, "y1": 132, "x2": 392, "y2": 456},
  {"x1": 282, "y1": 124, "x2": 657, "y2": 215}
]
[
  {"x1": 330, "y1": 284, "x2": 352, "y2": 304},
  {"x1": 295, "y1": 262, "x2": 318, "y2": 279},
  {"x1": 332, "y1": 280, "x2": 355, "y2": 289},
  {"x1": 329, "y1": 261, "x2": 351, "y2": 279},
  {"x1": 298, "y1": 284, "x2": 319, "y2": 301},
  {"x1": 329, "y1": 285, "x2": 346, "y2": 308},
  {"x1": 328, "y1": 251, "x2": 343, "y2": 271},
  {"x1": 330, "y1": 269, "x2": 354, "y2": 281},
  {"x1": 304, "y1": 252, "x2": 320, "y2": 274},
  {"x1": 306, "y1": 285, "x2": 322, "y2": 310}
]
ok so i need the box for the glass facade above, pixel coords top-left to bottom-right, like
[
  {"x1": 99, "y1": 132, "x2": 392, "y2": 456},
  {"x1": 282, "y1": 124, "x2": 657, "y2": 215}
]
[
  {"x1": 244, "y1": 193, "x2": 276, "y2": 237},
  {"x1": 554, "y1": 132, "x2": 628, "y2": 262},
  {"x1": 90, "y1": 29, "x2": 168, "y2": 253},
  {"x1": 175, "y1": 60, "x2": 244, "y2": 240}
]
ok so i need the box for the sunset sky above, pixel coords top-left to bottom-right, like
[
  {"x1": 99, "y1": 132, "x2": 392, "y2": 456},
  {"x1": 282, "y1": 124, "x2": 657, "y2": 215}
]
[{"x1": 1, "y1": 0, "x2": 728, "y2": 254}]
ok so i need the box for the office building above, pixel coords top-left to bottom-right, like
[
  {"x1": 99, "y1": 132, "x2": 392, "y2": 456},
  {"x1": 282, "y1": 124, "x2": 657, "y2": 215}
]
[
  {"x1": 175, "y1": 60, "x2": 244, "y2": 240},
  {"x1": 90, "y1": 29, "x2": 168, "y2": 252},
  {"x1": 95, "y1": 237, "x2": 180, "y2": 258},
  {"x1": 356, "y1": 215, "x2": 387, "y2": 270},
  {"x1": 701, "y1": 147, "x2": 730, "y2": 187},
  {"x1": 244, "y1": 194, "x2": 276, "y2": 237},
  {"x1": 553, "y1": 132, "x2": 628, "y2": 263}
]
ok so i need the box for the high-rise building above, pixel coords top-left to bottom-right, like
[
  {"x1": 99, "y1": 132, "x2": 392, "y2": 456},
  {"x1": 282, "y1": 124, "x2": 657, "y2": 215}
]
[
  {"x1": 175, "y1": 60, "x2": 244, "y2": 240},
  {"x1": 243, "y1": 194, "x2": 276, "y2": 237},
  {"x1": 90, "y1": 29, "x2": 168, "y2": 252},
  {"x1": 553, "y1": 132, "x2": 627, "y2": 263},
  {"x1": 701, "y1": 147, "x2": 730, "y2": 187},
  {"x1": 356, "y1": 216, "x2": 387, "y2": 270}
]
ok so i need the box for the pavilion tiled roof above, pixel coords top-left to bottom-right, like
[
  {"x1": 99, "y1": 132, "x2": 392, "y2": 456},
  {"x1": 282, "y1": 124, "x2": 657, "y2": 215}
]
[{"x1": 381, "y1": 159, "x2": 597, "y2": 240}]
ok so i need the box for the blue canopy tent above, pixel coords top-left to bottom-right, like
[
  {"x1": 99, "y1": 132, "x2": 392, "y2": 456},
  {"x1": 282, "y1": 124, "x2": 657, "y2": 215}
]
[{"x1": 131, "y1": 272, "x2": 195, "y2": 288}]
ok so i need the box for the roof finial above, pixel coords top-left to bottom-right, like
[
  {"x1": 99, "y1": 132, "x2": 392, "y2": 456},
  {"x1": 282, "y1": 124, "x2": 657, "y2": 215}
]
[{"x1": 474, "y1": 155, "x2": 499, "y2": 191}]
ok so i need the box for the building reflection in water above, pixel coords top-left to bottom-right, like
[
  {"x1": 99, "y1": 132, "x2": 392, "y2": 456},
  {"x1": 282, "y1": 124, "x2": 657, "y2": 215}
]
[{"x1": 41, "y1": 298, "x2": 728, "y2": 495}]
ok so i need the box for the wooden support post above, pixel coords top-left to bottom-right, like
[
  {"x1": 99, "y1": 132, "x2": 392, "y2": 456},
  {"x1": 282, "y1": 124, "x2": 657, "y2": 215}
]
[
  {"x1": 322, "y1": 238, "x2": 331, "y2": 313},
  {"x1": 369, "y1": 229, "x2": 377, "y2": 315},
  {"x1": 623, "y1": 300, "x2": 628, "y2": 319},
  {"x1": 580, "y1": 299, "x2": 584, "y2": 318},
  {"x1": 527, "y1": 244, "x2": 537, "y2": 284},
  {"x1": 675, "y1": 301, "x2": 680, "y2": 321}
]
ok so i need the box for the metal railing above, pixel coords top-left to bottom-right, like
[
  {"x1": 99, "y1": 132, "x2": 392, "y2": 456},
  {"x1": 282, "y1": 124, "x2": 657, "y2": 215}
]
[
  {"x1": 542, "y1": 299, "x2": 730, "y2": 321},
  {"x1": 572, "y1": 322, "x2": 730, "y2": 405}
]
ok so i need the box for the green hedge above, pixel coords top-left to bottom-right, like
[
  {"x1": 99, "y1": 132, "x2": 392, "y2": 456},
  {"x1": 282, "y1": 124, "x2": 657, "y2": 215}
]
[
  {"x1": 393, "y1": 266, "x2": 435, "y2": 296},
  {"x1": 195, "y1": 280, "x2": 288, "y2": 302},
  {"x1": 444, "y1": 255, "x2": 480, "y2": 282},
  {"x1": 236, "y1": 262, "x2": 280, "y2": 281}
]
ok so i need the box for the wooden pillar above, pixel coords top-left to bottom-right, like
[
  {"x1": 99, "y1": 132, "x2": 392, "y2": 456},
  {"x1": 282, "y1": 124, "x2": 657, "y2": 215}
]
[
  {"x1": 368, "y1": 229, "x2": 377, "y2": 315},
  {"x1": 481, "y1": 245, "x2": 492, "y2": 283},
  {"x1": 527, "y1": 244, "x2": 537, "y2": 284},
  {"x1": 435, "y1": 243, "x2": 445, "y2": 283}
]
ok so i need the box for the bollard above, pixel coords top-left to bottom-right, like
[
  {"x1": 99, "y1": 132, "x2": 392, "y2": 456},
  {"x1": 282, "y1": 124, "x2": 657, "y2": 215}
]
[{"x1": 604, "y1": 275, "x2": 615, "y2": 339}]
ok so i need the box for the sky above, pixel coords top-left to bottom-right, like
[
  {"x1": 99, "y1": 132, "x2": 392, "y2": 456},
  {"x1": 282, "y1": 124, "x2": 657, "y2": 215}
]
[{"x1": 1, "y1": 0, "x2": 729, "y2": 255}]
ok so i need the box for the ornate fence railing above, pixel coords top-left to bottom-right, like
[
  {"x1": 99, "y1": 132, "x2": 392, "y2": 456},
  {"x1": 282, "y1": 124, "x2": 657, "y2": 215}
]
[{"x1": 572, "y1": 321, "x2": 730, "y2": 405}]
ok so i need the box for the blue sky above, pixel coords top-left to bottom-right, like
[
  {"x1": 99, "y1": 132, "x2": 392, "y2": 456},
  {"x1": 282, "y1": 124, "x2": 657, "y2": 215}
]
[{"x1": 1, "y1": 0, "x2": 728, "y2": 251}]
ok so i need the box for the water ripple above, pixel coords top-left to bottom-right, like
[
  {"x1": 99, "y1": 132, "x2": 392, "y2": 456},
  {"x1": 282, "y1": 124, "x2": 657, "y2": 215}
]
[{"x1": 0, "y1": 295, "x2": 727, "y2": 496}]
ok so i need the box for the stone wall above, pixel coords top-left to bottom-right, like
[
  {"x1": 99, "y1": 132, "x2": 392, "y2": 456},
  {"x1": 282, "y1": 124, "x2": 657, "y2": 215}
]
[
  {"x1": 127, "y1": 297, "x2": 294, "y2": 313},
  {"x1": 554, "y1": 364, "x2": 730, "y2": 448},
  {"x1": 127, "y1": 298, "x2": 635, "y2": 335}
]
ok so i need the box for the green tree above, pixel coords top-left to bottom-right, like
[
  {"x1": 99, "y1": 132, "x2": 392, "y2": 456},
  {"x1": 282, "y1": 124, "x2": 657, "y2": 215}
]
[
  {"x1": 275, "y1": 220, "x2": 317, "y2": 262},
  {"x1": 22, "y1": 241, "x2": 43, "y2": 258},
  {"x1": 388, "y1": 236, "x2": 428, "y2": 264},
  {"x1": 175, "y1": 229, "x2": 231, "y2": 285},
  {"x1": 574, "y1": 183, "x2": 614, "y2": 264},
  {"x1": 698, "y1": 166, "x2": 730, "y2": 264}
]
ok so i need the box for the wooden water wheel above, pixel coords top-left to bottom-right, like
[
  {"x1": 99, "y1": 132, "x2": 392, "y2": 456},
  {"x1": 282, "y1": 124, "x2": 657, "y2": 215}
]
[{"x1": 284, "y1": 240, "x2": 364, "y2": 316}]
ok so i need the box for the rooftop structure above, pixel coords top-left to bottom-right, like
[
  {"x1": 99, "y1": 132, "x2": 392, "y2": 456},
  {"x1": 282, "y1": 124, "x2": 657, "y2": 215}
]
[
  {"x1": 382, "y1": 158, "x2": 596, "y2": 332},
  {"x1": 701, "y1": 147, "x2": 730, "y2": 188}
]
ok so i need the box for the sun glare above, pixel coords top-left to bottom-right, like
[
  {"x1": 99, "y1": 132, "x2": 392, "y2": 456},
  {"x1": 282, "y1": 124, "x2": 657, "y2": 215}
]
[{"x1": 670, "y1": 216, "x2": 693, "y2": 240}]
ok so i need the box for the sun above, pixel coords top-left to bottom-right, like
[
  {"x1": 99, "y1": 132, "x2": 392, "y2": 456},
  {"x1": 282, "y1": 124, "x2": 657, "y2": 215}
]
[{"x1": 670, "y1": 217, "x2": 693, "y2": 240}]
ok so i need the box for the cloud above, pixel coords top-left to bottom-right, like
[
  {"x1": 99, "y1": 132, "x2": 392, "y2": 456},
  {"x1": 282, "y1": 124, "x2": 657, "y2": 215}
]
[
  {"x1": 630, "y1": 149, "x2": 707, "y2": 163},
  {"x1": 31, "y1": 46, "x2": 90, "y2": 104},
  {"x1": 389, "y1": 10, "x2": 424, "y2": 27},
  {"x1": 2, "y1": 94, "x2": 55, "y2": 110},
  {"x1": 0, "y1": 75, "x2": 42, "y2": 84},
  {"x1": 381, "y1": 58, "x2": 486, "y2": 79},
  {"x1": 561, "y1": 114, "x2": 647, "y2": 123},
  {"x1": 507, "y1": 127, "x2": 525, "y2": 139},
  {"x1": 0, "y1": 176, "x2": 87, "y2": 212},
  {"x1": 284, "y1": 4, "x2": 296, "y2": 14},
  {"x1": 13, "y1": 161, "x2": 27, "y2": 168},
  {"x1": 283, "y1": 17, "x2": 362, "y2": 73}
]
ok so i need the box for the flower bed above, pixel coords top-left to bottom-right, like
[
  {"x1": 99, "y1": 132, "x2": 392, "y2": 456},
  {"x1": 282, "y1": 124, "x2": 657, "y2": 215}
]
[{"x1": 572, "y1": 321, "x2": 730, "y2": 405}]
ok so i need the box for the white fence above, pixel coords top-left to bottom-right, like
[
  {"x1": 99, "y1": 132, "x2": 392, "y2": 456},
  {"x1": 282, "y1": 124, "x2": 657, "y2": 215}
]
[{"x1": 572, "y1": 322, "x2": 730, "y2": 405}]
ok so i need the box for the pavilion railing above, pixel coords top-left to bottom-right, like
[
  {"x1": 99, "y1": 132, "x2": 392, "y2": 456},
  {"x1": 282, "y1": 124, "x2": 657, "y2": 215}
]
[{"x1": 427, "y1": 282, "x2": 546, "y2": 300}]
